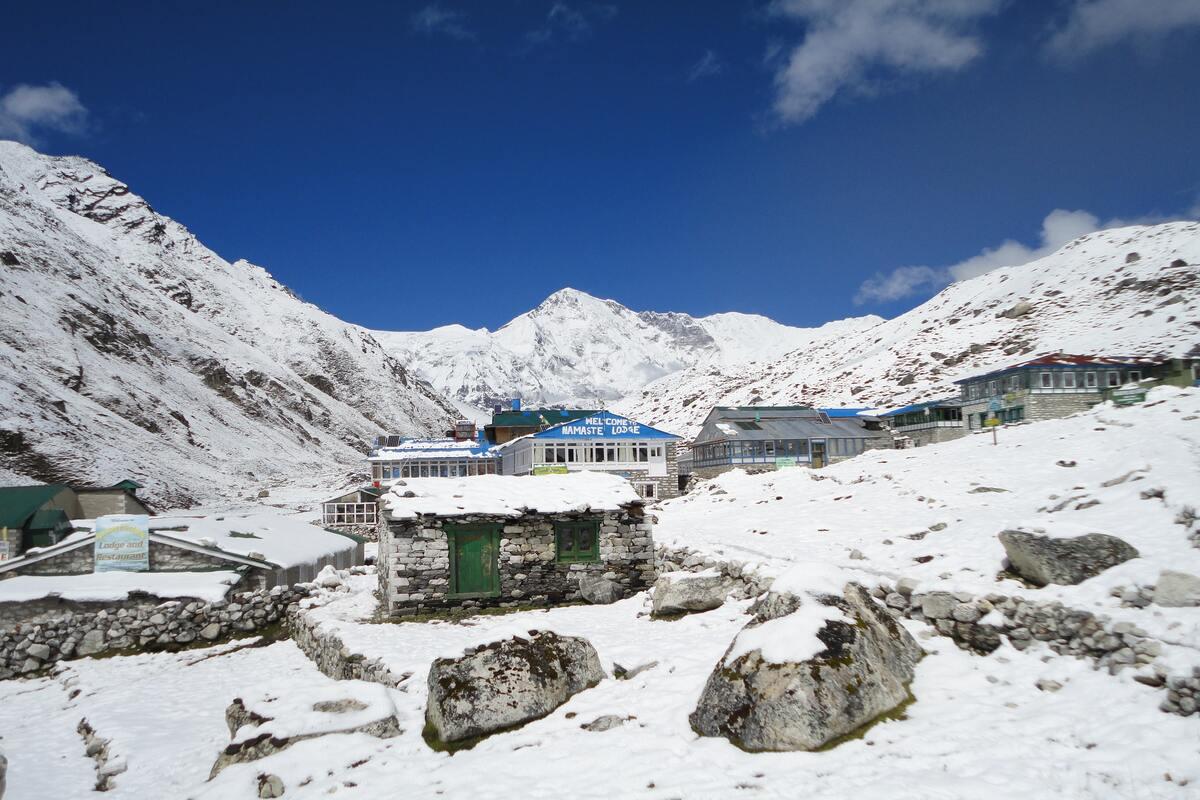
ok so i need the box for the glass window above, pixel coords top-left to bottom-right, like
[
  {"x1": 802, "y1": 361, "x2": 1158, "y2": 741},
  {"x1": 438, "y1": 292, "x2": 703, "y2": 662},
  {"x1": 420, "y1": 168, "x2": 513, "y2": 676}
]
[
  {"x1": 1084, "y1": 372, "x2": 1097, "y2": 388},
  {"x1": 1107, "y1": 371, "x2": 1121, "y2": 387},
  {"x1": 1062, "y1": 372, "x2": 1076, "y2": 389},
  {"x1": 1008, "y1": 375, "x2": 1020, "y2": 391},
  {"x1": 988, "y1": 380, "x2": 998, "y2": 396},
  {"x1": 1129, "y1": 370, "x2": 1142, "y2": 383},
  {"x1": 555, "y1": 521, "x2": 599, "y2": 563},
  {"x1": 1040, "y1": 372, "x2": 1053, "y2": 388}
]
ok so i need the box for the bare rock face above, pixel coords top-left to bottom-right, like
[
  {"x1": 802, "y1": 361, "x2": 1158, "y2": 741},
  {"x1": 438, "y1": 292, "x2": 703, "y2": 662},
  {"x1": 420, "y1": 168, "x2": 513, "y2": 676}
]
[
  {"x1": 652, "y1": 571, "x2": 731, "y2": 617},
  {"x1": 690, "y1": 584, "x2": 923, "y2": 752},
  {"x1": 1000, "y1": 300, "x2": 1035, "y2": 319},
  {"x1": 999, "y1": 530, "x2": 1138, "y2": 587},
  {"x1": 425, "y1": 631, "x2": 604, "y2": 745}
]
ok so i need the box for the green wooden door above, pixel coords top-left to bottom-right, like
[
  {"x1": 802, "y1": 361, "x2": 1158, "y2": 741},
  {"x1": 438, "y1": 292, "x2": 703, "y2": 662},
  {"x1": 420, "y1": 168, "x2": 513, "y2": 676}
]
[{"x1": 449, "y1": 526, "x2": 499, "y2": 597}]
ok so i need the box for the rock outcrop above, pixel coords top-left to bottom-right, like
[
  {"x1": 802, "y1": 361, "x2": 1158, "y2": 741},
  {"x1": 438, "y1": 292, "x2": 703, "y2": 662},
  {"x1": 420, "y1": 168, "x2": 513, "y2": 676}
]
[
  {"x1": 1153, "y1": 570, "x2": 1200, "y2": 607},
  {"x1": 999, "y1": 530, "x2": 1138, "y2": 586},
  {"x1": 651, "y1": 570, "x2": 731, "y2": 617},
  {"x1": 690, "y1": 584, "x2": 922, "y2": 751},
  {"x1": 425, "y1": 631, "x2": 604, "y2": 745},
  {"x1": 578, "y1": 575, "x2": 621, "y2": 605}
]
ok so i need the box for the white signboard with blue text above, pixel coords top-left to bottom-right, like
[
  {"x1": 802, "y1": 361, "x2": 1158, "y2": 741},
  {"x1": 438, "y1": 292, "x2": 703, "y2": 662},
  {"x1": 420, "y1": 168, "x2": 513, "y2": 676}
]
[
  {"x1": 94, "y1": 514, "x2": 150, "y2": 572},
  {"x1": 533, "y1": 412, "x2": 678, "y2": 441}
]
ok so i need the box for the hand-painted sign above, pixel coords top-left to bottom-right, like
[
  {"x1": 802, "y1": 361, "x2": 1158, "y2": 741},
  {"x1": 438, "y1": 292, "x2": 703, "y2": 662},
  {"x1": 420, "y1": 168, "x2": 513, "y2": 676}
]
[
  {"x1": 774, "y1": 457, "x2": 799, "y2": 468},
  {"x1": 94, "y1": 514, "x2": 150, "y2": 572},
  {"x1": 984, "y1": 418, "x2": 1001, "y2": 427},
  {"x1": 534, "y1": 412, "x2": 677, "y2": 441},
  {"x1": 988, "y1": 398, "x2": 1003, "y2": 412},
  {"x1": 1110, "y1": 387, "x2": 1146, "y2": 406},
  {"x1": 532, "y1": 465, "x2": 569, "y2": 476}
]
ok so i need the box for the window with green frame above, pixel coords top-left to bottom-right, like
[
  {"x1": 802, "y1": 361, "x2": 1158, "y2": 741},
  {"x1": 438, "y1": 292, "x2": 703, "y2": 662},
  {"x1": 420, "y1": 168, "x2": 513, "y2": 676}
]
[{"x1": 555, "y1": 519, "x2": 600, "y2": 563}]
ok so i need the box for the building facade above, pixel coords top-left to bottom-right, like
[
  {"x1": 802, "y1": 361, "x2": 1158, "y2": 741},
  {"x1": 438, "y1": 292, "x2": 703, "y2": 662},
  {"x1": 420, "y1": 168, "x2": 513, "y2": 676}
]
[
  {"x1": 377, "y1": 474, "x2": 655, "y2": 616},
  {"x1": 320, "y1": 487, "x2": 382, "y2": 528},
  {"x1": 368, "y1": 438, "x2": 499, "y2": 482},
  {"x1": 873, "y1": 398, "x2": 965, "y2": 447},
  {"x1": 686, "y1": 406, "x2": 891, "y2": 480},
  {"x1": 955, "y1": 354, "x2": 1198, "y2": 430},
  {"x1": 484, "y1": 407, "x2": 600, "y2": 445},
  {"x1": 496, "y1": 411, "x2": 681, "y2": 500}
]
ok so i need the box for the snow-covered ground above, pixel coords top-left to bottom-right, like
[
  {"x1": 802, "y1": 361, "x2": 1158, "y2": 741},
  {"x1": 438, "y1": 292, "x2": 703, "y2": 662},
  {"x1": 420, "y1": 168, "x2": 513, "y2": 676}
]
[{"x1": 3, "y1": 391, "x2": 1199, "y2": 799}]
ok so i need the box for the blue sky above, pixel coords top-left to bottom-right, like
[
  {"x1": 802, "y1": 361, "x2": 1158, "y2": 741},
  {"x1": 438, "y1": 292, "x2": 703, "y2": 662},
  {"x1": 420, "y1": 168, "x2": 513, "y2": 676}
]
[{"x1": 4, "y1": 1, "x2": 1199, "y2": 332}]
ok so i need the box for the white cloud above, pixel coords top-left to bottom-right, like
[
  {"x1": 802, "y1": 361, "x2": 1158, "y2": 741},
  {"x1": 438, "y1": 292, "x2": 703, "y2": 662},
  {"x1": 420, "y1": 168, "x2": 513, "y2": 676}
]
[
  {"x1": 767, "y1": 0, "x2": 1002, "y2": 125},
  {"x1": 854, "y1": 208, "x2": 1104, "y2": 304},
  {"x1": 525, "y1": 2, "x2": 616, "y2": 46},
  {"x1": 0, "y1": 83, "x2": 88, "y2": 145},
  {"x1": 688, "y1": 50, "x2": 724, "y2": 82},
  {"x1": 1046, "y1": 0, "x2": 1200, "y2": 59},
  {"x1": 411, "y1": 4, "x2": 476, "y2": 41}
]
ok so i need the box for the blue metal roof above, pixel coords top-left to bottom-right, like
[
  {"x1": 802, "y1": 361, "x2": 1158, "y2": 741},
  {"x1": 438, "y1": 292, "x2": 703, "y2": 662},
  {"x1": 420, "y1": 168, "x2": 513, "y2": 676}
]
[
  {"x1": 878, "y1": 398, "x2": 961, "y2": 417},
  {"x1": 820, "y1": 408, "x2": 872, "y2": 418}
]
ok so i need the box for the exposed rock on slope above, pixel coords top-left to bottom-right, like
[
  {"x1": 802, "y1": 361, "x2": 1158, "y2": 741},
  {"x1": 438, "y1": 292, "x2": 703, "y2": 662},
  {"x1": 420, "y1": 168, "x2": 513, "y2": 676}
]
[
  {"x1": 0, "y1": 142, "x2": 457, "y2": 506},
  {"x1": 617, "y1": 222, "x2": 1200, "y2": 437}
]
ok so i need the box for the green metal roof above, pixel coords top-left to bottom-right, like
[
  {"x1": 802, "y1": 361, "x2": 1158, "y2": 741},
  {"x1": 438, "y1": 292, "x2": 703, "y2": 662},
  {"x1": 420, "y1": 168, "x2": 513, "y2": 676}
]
[
  {"x1": 0, "y1": 485, "x2": 70, "y2": 530},
  {"x1": 112, "y1": 479, "x2": 143, "y2": 490},
  {"x1": 29, "y1": 508, "x2": 70, "y2": 532},
  {"x1": 489, "y1": 409, "x2": 599, "y2": 427}
]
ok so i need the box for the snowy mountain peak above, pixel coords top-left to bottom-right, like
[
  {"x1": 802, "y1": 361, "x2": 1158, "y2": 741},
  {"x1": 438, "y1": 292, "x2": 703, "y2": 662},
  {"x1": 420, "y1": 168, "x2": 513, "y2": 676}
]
[{"x1": 374, "y1": 288, "x2": 883, "y2": 412}]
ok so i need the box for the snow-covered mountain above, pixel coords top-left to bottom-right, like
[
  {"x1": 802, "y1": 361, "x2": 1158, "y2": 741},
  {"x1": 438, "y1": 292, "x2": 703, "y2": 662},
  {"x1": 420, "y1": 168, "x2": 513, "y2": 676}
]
[
  {"x1": 373, "y1": 288, "x2": 883, "y2": 411},
  {"x1": 616, "y1": 221, "x2": 1200, "y2": 437},
  {"x1": 0, "y1": 142, "x2": 458, "y2": 507}
]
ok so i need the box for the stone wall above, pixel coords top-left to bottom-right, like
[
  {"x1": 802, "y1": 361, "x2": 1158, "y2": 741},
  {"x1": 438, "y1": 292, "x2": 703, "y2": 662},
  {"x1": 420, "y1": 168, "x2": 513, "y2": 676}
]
[
  {"x1": 657, "y1": 543, "x2": 1200, "y2": 718},
  {"x1": 893, "y1": 425, "x2": 966, "y2": 448},
  {"x1": 379, "y1": 506, "x2": 656, "y2": 615},
  {"x1": 288, "y1": 606, "x2": 409, "y2": 687},
  {"x1": 1, "y1": 539, "x2": 251, "y2": 578},
  {"x1": 0, "y1": 585, "x2": 310, "y2": 679}
]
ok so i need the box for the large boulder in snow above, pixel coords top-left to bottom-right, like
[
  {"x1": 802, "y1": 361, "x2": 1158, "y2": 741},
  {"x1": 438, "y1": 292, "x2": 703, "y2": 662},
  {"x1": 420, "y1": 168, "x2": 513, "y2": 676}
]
[
  {"x1": 690, "y1": 582, "x2": 922, "y2": 752},
  {"x1": 426, "y1": 630, "x2": 604, "y2": 744},
  {"x1": 999, "y1": 530, "x2": 1138, "y2": 587},
  {"x1": 652, "y1": 570, "x2": 731, "y2": 617},
  {"x1": 1153, "y1": 570, "x2": 1200, "y2": 607}
]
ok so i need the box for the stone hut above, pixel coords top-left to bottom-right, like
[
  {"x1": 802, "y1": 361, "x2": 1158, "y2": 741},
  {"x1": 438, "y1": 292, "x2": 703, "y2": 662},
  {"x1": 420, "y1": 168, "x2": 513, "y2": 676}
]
[{"x1": 378, "y1": 473, "x2": 656, "y2": 616}]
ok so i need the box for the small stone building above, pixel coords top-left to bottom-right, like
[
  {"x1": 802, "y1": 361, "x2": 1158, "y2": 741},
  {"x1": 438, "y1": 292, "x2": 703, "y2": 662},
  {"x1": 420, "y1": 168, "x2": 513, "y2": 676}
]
[
  {"x1": 0, "y1": 481, "x2": 153, "y2": 561},
  {"x1": 377, "y1": 473, "x2": 656, "y2": 616}
]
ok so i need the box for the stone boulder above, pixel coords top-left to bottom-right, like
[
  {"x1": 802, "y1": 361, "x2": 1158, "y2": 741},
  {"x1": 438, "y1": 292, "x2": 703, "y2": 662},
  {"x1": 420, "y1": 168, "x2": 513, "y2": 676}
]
[
  {"x1": 210, "y1": 682, "x2": 401, "y2": 777},
  {"x1": 426, "y1": 630, "x2": 604, "y2": 744},
  {"x1": 690, "y1": 584, "x2": 923, "y2": 752},
  {"x1": 651, "y1": 570, "x2": 731, "y2": 617},
  {"x1": 1153, "y1": 570, "x2": 1200, "y2": 607},
  {"x1": 578, "y1": 575, "x2": 621, "y2": 605},
  {"x1": 999, "y1": 530, "x2": 1138, "y2": 587}
]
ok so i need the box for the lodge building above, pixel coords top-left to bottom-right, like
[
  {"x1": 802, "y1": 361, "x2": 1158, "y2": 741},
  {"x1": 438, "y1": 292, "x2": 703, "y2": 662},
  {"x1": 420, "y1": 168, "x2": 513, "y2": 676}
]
[
  {"x1": 955, "y1": 354, "x2": 1200, "y2": 431},
  {"x1": 872, "y1": 398, "x2": 965, "y2": 447},
  {"x1": 495, "y1": 411, "x2": 681, "y2": 500},
  {"x1": 684, "y1": 406, "x2": 891, "y2": 480}
]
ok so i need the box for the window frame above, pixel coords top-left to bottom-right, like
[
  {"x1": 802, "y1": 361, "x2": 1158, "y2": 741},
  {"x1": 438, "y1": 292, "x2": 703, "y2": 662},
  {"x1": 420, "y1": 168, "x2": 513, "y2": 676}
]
[
  {"x1": 1039, "y1": 372, "x2": 1053, "y2": 389},
  {"x1": 1062, "y1": 371, "x2": 1077, "y2": 389},
  {"x1": 1084, "y1": 371, "x2": 1097, "y2": 388},
  {"x1": 554, "y1": 520, "x2": 600, "y2": 564}
]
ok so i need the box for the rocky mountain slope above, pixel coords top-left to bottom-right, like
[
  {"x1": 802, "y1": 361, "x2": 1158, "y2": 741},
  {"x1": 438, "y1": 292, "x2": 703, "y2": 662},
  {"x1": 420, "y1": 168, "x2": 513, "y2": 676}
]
[
  {"x1": 0, "y1": 142, "x2": 458, "y2": 507},
  {"x1": 615, "y1": 221, "x2": 1200, "y2": 437},
  {"x1": 374, "y1": 288, "x2": 882, "y2": 411}
]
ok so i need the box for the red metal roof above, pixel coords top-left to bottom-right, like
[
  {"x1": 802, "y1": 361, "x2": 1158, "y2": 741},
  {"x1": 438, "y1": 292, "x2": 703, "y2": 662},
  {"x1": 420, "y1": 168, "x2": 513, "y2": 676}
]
[{"x1": 955, "y1": 353, "x2": 1165, "y2": 383}]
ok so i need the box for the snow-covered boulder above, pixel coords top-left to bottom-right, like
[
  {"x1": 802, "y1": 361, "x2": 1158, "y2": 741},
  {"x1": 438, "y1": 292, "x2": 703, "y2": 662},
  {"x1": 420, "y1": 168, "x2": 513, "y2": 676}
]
[
  {"x1": 578, "y1": 575, "x2": 621, "y2": 605},
  {"x1": 651, "y1": 570, "x2": 731, "y2": 617},
  {"x1": 1153, "y1": 570, "x2": 1200, "y2": 607},
  {"x1": 425, "y1": 631, "x2": 604, "y2": 745},
  {"x1": 690, "y1": 569, "x2": 922, "y2": 752},
  {"x1": 999, "y1": 530, "x2": 1138, "y2": 587},
  {"x1": 210, "y1": 681, "x2": 401, "y2": 777}
]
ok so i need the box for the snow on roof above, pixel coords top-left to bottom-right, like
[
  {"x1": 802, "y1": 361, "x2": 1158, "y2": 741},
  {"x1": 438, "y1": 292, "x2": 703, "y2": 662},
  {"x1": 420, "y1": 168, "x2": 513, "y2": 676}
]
[
  {"x1": 368, "y1": 438, "x2": 495, "y2": 461},
  {"x1": 381, "y1": 472, "x2": 641, "y2": 520},
  {"x1": 0, "y1": 570, "x2": 241, "y2": 604},
  {"x1": 954, "y1": 353, "x2": 1166, "y2": 383},
  {"x1": 70, "y1": 512, "x2": 359, "y2": 569}
]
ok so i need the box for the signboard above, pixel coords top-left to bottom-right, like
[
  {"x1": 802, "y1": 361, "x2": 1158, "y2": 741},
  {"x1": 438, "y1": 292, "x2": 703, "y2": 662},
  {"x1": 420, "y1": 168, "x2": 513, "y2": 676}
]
[
  {"x1": 984, "y1": 418, "x2": 1001, "y2": 427},
  {"x1": 94, "y1": 514, "x2": 150, "y2": 572},
  {"x1": 774, "y1": 457, "x2": 799, "y2": 469},
  {"x1": 532, "y1": 465, "x2": 569, "y2": 476},
  {"x1": 1110, "y1": 387, "x2": 1146, "y2": 406},
  {"x1": 535, "y1": 412, "x2": 676, "y2": 441},
  {"x1": 988, "y1": 398, "x2": 1003, "y2": 412}
]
